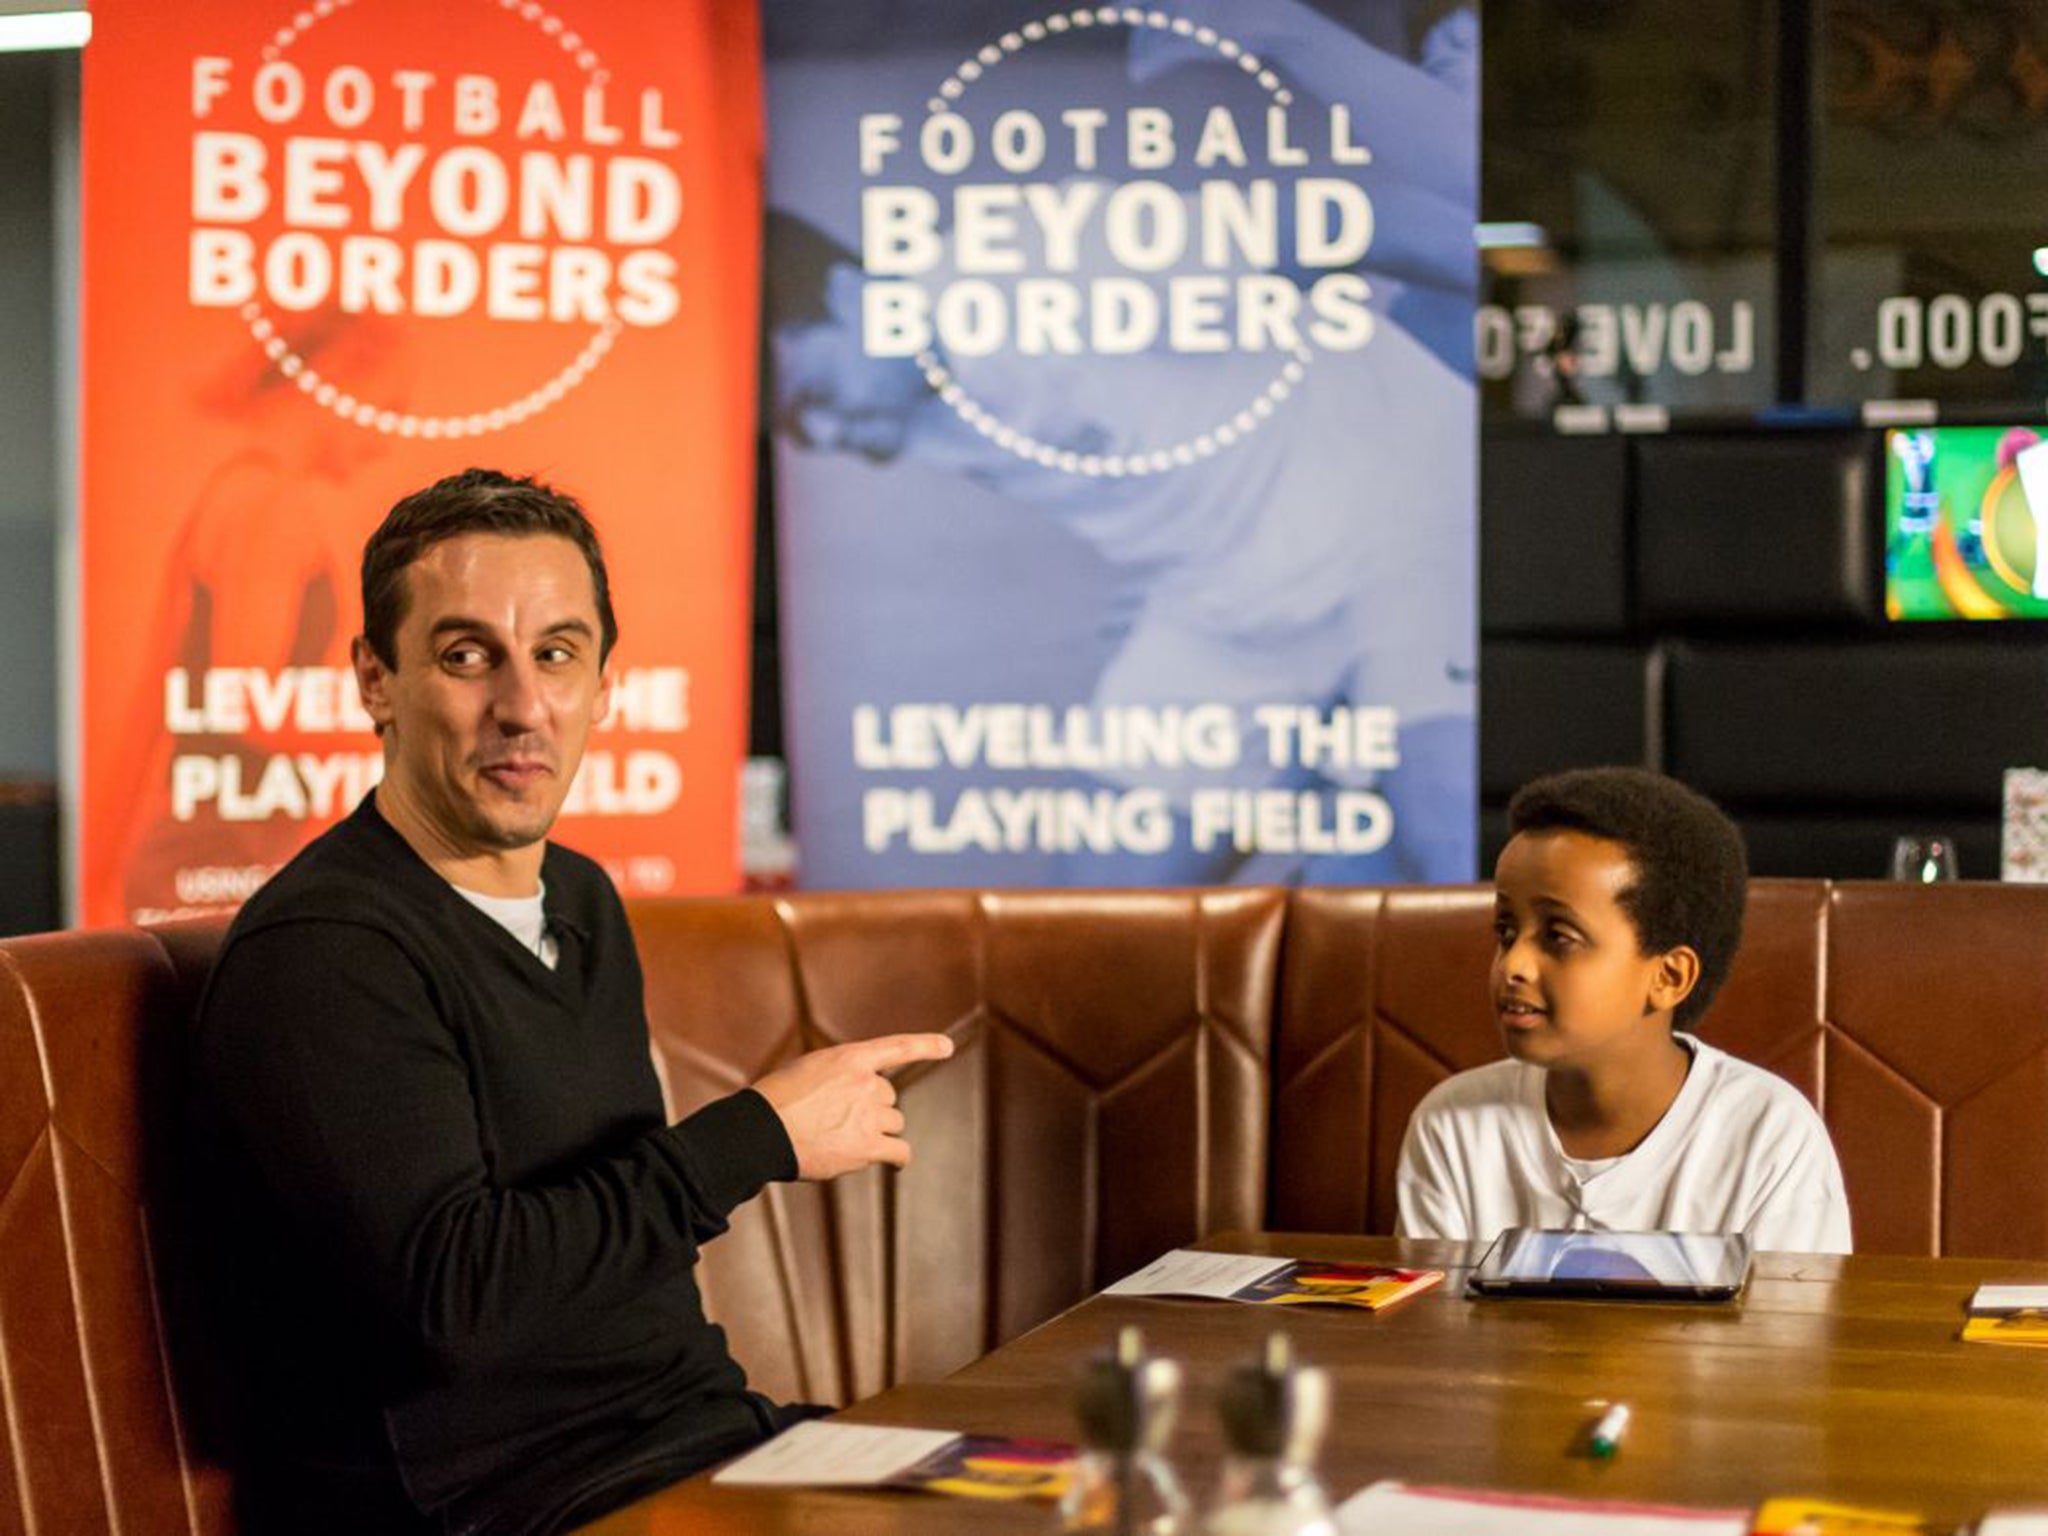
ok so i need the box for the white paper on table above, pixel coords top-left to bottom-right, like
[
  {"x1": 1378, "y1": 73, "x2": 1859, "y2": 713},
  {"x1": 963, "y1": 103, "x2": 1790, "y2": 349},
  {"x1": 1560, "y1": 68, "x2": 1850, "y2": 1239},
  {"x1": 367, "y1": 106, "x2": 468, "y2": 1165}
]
[
  {"x1": 1101, "y1": 1249, "x2": 1292, "y2": 1299},
  {"x1": 1337, "y1": 1481, "x2": 1748, "y2": 1536},
  {"x1": 1970, "y1": 1285, "x2": 2048, "y2": 1314},
  {"x1": 1979, "y1": 1513, "x2": 2048, "y2": 1536},
  {"x1": 711, "y1": 1421, "x2": 961, "y2": 1487}
]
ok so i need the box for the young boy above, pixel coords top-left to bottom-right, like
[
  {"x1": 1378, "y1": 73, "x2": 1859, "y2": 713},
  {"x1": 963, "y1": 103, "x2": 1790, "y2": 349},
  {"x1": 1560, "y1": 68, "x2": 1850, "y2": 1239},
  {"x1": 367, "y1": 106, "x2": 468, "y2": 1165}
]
[{"x1": 1396, "y1": 767, "x2": 1852, "y2": 1254}]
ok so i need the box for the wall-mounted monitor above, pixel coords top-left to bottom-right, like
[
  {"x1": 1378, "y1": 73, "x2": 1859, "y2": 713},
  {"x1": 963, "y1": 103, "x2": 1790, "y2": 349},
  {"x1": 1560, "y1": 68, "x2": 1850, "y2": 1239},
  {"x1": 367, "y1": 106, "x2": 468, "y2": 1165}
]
[{"x1": 1886, "y1": 425, "x2": 2048, "y2": 620}]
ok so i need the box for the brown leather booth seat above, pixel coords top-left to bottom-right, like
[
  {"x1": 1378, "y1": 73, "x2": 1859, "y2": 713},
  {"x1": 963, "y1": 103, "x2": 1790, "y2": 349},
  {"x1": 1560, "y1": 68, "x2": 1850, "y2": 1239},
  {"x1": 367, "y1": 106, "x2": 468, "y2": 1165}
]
[
  {"x1": 631, "y1": 888, "x2": 1284, "y2": 1408},
  {"x1": 5, "y1": 880, "x2": 2048, "y2": 1530},
  {"x1": 1270, "y1": 880, "x2": 2048, "y2": 1260},
  {"x1": 0, "y1": 924, "x2": 231, "y2": 1536}
]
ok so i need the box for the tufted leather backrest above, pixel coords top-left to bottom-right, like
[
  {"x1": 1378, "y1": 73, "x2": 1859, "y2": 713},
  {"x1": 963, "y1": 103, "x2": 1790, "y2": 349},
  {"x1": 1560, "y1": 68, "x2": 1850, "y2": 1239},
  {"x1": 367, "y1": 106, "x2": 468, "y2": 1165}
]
[
  {"x1": 0, "y1": 926, "x2": 234, "y2": 1536},
  {"x1": 9, "y1": 879, "x2": 2048, "y2": 1533},
  {"x1": 1266, "y1": 879, "x2": 2048, "y2": 1263},
  {"x1": 1825, "y1": 881, "x2": 2048, "y2": 1258},
  {"x1": 1271, "y1": 881, "x2": 1839, "y2": 1236},
  {"x1": 1268, "y1": 885, "x2": 1495, "y2": 1236},
  {"x1": 629, "y1": 887, "x2": 1286, "y2": 1407}
]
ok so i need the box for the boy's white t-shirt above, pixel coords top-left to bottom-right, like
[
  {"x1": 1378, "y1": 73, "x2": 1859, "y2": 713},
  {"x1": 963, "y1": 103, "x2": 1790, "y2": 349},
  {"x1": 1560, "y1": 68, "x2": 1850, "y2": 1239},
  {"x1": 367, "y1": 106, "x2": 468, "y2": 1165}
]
[{"x1": 1394, "y1": 1036, "x2": 1853, "y2": 1255}]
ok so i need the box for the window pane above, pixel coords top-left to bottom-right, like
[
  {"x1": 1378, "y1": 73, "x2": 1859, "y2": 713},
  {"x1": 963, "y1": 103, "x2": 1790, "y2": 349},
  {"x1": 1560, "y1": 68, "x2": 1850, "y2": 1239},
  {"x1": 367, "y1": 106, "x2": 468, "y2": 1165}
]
[
  {"x1": 1481, "y1": 0, "x2": 1781, "y2": 419},
  {"x1": 1813, "y1": 0, "x2": 2048, "y2": 409}
]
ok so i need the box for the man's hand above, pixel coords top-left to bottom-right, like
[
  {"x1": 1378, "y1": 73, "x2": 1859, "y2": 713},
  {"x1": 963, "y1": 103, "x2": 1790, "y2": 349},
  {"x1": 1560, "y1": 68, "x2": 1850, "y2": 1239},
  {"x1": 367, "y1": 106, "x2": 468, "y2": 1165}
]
[{"x1": 753, "y1": 1033, "x2": 955, "y2": 1181}]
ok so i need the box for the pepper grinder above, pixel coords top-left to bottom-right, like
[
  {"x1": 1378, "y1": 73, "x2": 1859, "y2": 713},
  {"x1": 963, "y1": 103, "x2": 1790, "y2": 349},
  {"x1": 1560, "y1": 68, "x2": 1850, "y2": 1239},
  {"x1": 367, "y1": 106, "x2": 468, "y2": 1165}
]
[
  {"x1": 1058, "y1": 1325, "x2": 1190, "y2": 1535},
  {"x1": 1202, "y1": 1333, "x2": 1338, "y2": 1536}
]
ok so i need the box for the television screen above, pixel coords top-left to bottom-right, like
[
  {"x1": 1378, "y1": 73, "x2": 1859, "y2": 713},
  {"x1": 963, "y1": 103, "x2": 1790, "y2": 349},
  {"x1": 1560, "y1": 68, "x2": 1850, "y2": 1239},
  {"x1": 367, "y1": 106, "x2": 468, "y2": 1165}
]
[{"x1": 1886, "y1": 424, "x2": 2048, "y2": 620}]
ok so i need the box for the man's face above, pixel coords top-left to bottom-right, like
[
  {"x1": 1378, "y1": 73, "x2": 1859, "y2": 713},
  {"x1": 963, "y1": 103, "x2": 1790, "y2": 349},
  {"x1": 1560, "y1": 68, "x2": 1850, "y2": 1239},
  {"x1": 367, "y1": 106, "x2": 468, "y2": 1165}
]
[
  {"x1": 1489, "y1": 829, "x2": 1687, "y2": 1069},
  {"x1": 773, "y1": 320, "x2": 932, "y2": 462},
  {"x1": 354, "y1": 532, "x2": 611, "y2": 862},
  {"x1": 772, "y1": 263, "x2": 932, "y2": 462}
]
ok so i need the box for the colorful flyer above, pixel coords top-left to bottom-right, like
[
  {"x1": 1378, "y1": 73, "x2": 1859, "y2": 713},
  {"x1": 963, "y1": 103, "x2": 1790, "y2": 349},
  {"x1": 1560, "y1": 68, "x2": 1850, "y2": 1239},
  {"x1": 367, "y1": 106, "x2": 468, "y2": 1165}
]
[
  {"x1": 712, "y1": 1420, "x2": 1073, "y2": 1500},
  {"x1": 1106, "y1": 1249, "x2": 1443, "y2": 1311},
  {"x1": 1962, "y1": 1284, "x2": 2048, "y2": 1346},
  {"x1": 1750, "y1": 1498, "x2": 1931, "y2": 1535},
  {"x1": 1962, "y1": 1312, "x2": 2048, "y2": 1347}
]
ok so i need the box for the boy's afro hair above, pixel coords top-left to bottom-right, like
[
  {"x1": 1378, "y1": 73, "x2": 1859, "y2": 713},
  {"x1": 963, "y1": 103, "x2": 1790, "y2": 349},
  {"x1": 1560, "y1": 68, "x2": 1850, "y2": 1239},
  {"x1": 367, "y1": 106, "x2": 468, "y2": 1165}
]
[{"x1": 1507, "y1": 767, "x2": 1748, "y2": 1031}]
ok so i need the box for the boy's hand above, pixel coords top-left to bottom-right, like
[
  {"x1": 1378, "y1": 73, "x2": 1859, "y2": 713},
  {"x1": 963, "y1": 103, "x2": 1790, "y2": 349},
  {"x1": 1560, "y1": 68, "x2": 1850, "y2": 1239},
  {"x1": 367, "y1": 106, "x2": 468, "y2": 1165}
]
[{"x1": 753, "y1": 1033, "x2": 955, "y2": 1180}]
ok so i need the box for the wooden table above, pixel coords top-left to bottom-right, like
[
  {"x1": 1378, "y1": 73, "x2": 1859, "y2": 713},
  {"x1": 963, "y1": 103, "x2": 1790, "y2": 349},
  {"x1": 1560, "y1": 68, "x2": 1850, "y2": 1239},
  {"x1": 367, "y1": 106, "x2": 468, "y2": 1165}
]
[{"x1": 580, "y1": 1233, "x2": 2048, "y2": 1533}]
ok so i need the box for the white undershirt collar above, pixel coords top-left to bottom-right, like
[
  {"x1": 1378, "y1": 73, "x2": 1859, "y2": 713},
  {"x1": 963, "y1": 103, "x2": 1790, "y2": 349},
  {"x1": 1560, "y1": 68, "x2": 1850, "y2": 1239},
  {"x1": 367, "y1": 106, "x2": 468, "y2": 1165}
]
[{"x1": 453, "y1": 880, "x2": 559, "y2": 970}]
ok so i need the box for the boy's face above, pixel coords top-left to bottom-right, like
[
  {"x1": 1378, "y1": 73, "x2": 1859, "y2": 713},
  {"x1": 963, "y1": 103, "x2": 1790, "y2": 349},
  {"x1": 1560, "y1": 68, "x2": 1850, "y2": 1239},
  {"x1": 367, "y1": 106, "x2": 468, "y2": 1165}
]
[{"x1": 1490, "y1": 829, "x2": 1697, "y2": 1069}]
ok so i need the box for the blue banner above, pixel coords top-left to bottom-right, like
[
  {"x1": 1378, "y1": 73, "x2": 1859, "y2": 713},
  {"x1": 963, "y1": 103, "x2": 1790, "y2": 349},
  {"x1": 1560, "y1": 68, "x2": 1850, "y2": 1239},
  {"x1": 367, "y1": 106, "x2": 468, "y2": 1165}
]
[{"x1": 766, "y1": 1, "x2": 1477, "y2": 886}]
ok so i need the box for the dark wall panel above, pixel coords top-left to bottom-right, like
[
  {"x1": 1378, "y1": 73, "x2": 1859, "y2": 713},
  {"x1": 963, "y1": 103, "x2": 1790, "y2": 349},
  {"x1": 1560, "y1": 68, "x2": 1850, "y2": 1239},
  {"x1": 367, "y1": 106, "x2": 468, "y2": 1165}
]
[
  {"x1": 1635, "y1": 434, "x2": 1878, "y2": 626},
  {"x1": 1479, "y1": 640, "x2": 1652, "y2": 800},
  {"x1": 1481, "y1": 434, "x2": 1630, "y2": 636},
  {"x1": 1736, "y1": 812, "x2": 2000, "y2": 883},
  {"x1": 0, "y1": 793, "x2": 58, "y2": 938},
  {"x1": 1665, "y1": 640, "x2": 2048, "y2": 808}
]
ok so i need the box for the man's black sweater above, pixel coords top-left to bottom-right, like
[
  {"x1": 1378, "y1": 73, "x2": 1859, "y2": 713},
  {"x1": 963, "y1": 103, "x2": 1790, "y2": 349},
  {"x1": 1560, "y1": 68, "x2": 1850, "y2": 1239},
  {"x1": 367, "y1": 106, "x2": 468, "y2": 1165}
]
[{"x1": 196, "y1": 794, "x2": 796, "y2": 1532}]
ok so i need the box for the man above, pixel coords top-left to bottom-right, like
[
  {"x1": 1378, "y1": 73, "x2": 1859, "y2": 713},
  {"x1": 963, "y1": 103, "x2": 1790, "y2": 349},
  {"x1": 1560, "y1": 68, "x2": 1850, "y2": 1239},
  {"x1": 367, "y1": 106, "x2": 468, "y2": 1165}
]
[{"x1": 195, "y1": 468, "x2": 953, "y2": 1536}]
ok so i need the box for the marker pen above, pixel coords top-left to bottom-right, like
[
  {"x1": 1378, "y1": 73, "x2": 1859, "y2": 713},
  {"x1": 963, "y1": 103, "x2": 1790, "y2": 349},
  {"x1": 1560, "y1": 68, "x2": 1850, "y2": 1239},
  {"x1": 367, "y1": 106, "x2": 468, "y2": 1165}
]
[{"x1": 1589, "y1": 1402, "x2": 1631, "y2": 1459}]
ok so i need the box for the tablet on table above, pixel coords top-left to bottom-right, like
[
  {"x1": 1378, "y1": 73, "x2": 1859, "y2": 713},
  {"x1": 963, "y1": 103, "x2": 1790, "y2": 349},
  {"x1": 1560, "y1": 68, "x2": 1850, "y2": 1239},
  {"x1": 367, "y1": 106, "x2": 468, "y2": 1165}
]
[{"x1": 1467, "y1": 1228, "x2": 1753, "y2": 1301}]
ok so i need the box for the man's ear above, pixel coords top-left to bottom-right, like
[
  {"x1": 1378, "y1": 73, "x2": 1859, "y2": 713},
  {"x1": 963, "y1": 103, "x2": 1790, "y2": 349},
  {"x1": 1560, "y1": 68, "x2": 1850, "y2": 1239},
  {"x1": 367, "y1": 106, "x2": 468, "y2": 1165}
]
[
  {"x1": 1647, "y1": 944, "x2": 1702, "y2": 1017},
  {"x1": 351, "y1": 635, "x2": 395, "y2": 736},
  {"x1": 593, "y1": 654, "x2": 616, "y2": 728}
]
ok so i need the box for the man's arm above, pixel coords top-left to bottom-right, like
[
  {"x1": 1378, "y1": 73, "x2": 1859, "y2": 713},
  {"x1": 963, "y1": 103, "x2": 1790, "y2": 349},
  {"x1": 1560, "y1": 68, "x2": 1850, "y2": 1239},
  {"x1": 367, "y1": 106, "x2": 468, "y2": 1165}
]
[{"x1": 199, "y1": 922, "x2": 949, "y2": 1369}]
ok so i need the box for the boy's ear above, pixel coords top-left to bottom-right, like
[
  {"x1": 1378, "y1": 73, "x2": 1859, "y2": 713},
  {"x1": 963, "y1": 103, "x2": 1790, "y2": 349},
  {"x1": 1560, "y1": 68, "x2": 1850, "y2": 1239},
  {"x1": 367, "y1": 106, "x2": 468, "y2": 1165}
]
[{"x1": 1646, "y1": 945, "x2": 1702, "y2": 1017}]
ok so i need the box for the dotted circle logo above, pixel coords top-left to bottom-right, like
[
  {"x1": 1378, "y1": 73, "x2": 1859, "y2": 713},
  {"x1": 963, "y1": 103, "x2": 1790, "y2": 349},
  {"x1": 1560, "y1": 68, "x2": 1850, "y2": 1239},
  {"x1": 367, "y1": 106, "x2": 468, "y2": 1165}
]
[
  {"x1": 913, "y1": 5, "x2": 1342, "y2": 479},
  {"x1": 242, "y1": 0, "x2": 626, "y2": 440}
]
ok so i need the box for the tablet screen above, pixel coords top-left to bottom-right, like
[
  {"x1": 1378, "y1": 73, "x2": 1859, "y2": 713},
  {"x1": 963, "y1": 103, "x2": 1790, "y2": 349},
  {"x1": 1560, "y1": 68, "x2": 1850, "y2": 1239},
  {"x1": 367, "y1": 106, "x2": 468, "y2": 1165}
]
[{"x1": 1469, "y1": 1229, "x2": 1752, "y2": 1298}]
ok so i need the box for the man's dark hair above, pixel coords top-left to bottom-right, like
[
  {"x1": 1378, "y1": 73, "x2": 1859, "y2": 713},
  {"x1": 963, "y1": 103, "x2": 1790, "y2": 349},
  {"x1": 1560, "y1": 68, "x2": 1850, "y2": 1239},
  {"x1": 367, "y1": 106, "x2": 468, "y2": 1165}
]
[
  {"x1": 360, "y1": 468, "x2": 617, "y2": 667},
  {"x1": 1506, "y1": 767, "x2": 1748, "y2": 1031}
]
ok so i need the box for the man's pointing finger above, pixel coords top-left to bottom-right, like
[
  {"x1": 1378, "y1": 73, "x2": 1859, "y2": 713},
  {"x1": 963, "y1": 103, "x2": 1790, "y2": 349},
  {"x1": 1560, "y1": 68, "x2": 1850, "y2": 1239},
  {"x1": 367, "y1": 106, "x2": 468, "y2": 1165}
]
[{"x1": 850, "y1": 1032, "x2": 955, "y2": 1074}]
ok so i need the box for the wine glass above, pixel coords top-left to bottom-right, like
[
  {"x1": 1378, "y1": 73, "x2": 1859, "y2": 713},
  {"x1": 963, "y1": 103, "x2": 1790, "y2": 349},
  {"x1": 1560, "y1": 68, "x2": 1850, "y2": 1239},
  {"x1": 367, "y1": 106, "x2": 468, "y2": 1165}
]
[{"x1": 1889, "y1": 834, "x2": 1960, "y2": 883}]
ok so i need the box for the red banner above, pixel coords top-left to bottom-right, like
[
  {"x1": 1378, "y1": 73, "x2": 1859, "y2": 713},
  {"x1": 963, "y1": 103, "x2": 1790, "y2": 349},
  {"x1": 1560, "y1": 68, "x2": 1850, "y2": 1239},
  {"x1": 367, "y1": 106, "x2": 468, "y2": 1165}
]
[{"x1": 79, "y1": 0, "x2": 761, "y2": 927}]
